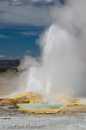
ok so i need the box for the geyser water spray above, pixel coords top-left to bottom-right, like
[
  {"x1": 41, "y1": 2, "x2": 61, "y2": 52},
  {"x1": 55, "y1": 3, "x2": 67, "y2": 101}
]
[{"x1": 17, "y1": 0, "x2": 86, "y2": 101}]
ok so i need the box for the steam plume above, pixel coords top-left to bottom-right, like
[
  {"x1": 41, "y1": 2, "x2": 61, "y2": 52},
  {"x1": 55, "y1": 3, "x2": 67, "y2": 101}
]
[{"x1": 17, "y1": 0, "x2": 86, "y2": 99}]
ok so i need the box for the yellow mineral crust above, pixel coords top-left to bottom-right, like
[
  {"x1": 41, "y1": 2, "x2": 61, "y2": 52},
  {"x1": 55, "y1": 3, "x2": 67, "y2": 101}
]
[
  {"x1": 1, "y1": 91, "x2": 86, "y2": 116},
  {"x1": 12, "y1": 92, "x2": 44, "y2": 103},
  {"x1": 18, "y1": 108, "x2": 60, "y2": 114},
  {"x1": 57, "y1": 96, "x2": 83, "y2": 104},
  {"x1": 58, "y1": 104, "x2": 86, "y2": 115}
]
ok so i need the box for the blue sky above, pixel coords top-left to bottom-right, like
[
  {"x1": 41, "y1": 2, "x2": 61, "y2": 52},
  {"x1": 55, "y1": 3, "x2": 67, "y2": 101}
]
[{"x1": 0, "y1": 0, "x2": 63, "y2": 60}]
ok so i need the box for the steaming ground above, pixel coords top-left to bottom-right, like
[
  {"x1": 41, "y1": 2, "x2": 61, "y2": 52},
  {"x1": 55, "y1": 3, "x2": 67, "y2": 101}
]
[{"x1": 13, "y1": 0, "x2": 86, "y2": 101}]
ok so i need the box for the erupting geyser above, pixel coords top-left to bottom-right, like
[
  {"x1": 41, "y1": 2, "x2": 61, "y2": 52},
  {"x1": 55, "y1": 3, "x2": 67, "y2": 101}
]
[{"x1": 17, "y1": 0, "x2": 86, "y2": 101}]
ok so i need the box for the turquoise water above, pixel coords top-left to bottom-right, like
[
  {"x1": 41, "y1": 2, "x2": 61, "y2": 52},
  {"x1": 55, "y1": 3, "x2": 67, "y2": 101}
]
[{"x1": 18, "y1": 103, "x2": 65, "y2": 110}]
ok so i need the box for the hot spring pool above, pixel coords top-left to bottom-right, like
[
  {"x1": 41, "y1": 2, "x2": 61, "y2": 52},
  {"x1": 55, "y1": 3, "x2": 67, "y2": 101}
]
[{"x1": 18, "y1": 103, "x2": 65, "y2": 110}]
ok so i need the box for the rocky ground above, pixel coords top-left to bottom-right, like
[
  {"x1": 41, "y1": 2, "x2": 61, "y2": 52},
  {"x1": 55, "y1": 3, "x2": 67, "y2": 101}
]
[
  {"x1": 0, "y1": 97, "x2": 26, "y2": 116},
  {"x1": 0, "y1": 92, "x2": 44, "y2": 116},
  {"x1": 0, "y1": 92, "x2": 86, "y2": 116}
]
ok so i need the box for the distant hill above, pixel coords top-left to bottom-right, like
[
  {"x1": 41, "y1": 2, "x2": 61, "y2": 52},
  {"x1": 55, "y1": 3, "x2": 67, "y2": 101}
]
[{"x1": 0, "y1": 60, "x2": 20, "y2": 72}]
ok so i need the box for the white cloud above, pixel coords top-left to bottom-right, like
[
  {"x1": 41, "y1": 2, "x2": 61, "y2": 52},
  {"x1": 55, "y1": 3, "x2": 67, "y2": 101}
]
[
  {"x1": 25, "y1": 50, "x2": 33, "y2": 55},
  {"x1": 0, "y1": 50, "x2": 3, "y2": 52},
  {"x1": 21, "y1": 32, "x2": 38, "y2": 36},
  {"x1": 8, "y1": 0, "x2": 54, "y2": 5},
  {"x1": 0, "y1": 55, "x2": 5, "y2": 58},
  {"x1": 26, "y1": 50, "x2": 32, "y2": 53},
  {"x1": 46, "y1": 0, "x2": 53, "y2": 2},
  {"x1": 0, "y1": 34, "x2": 9, "y2": 38},
  {"x1": 31, "y1": 0, "x2": 53, "y2": 3},
  {"x1": 5, "y1": 56, "x2": 22, "y2": 60},
  {"x1": 31, "y1": 0, "x2": 41, "y2": 2},
  {"x1": 0, "y1": 0, "x2": 55, "y2": 26}
]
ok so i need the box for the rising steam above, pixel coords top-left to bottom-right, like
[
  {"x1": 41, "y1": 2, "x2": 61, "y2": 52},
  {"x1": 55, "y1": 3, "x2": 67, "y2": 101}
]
[{"x1": 17, "y1": 0, "x2": 86, "y2": 99}]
